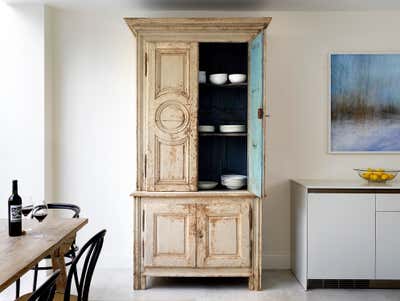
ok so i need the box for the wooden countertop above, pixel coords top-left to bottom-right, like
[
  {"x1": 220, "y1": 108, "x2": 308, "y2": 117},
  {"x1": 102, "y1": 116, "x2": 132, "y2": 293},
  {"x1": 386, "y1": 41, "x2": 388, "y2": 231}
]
[{"x1": 292, "y1": 179, "x2": 400, "y2": 190}]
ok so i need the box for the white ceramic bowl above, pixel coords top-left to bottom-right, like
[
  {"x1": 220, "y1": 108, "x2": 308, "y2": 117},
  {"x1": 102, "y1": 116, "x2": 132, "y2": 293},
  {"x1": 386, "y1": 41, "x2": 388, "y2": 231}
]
[
  {"x1": 225, "y1": 183, "x2": 245, "y2": 190},
  {"x1": 198, "y1": 181, "x2": 218, "y2": 190},
  {"x1": 219, "y1": 125, "x2": 246, "y2": 133},
  {"x1": 221, "y1": 174, "x2": 247, "y2": 181},
  {"x1": 199, "y1": 125, "x2": 215, "y2": 133},
  {"x1": 229, "y1": 74, "x2": 247, "y2": 84},
  {"x1": 209, "y1": 73, "x2": 228, "y2": 85}
]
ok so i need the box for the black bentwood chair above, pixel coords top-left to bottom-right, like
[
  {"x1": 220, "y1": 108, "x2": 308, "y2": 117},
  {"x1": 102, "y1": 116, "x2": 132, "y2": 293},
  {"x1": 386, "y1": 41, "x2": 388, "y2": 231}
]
[
  {"x1": 16, "y1": 270, "x2": 60, "y2": 301},
  {"x1": 55, "y1": 229, "x2": 106, "y2": 301},
  {"x1": 28, "y1": 270, "x2": 60, "y2": 301},
  {"x1": 32, "y1": 203, "x2": 81, "y2": 291}
]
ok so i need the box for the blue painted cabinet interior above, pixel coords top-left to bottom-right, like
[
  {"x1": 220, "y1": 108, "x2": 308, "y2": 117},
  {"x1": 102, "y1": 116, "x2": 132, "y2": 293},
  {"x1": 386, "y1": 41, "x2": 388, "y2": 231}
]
[{"x1": 248, "y1": 32, "x2": 264, "y2": 197}]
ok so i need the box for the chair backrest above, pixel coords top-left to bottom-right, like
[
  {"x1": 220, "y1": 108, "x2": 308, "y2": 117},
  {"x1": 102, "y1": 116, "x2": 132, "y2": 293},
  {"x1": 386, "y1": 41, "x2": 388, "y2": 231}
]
[
  {"x1": 28, "y1": 270, "x2": 60, "y2": 301},
  {"x1": 64, "y1": 230, "x2": 106, "y2": 301},
  {"x1": 47, "y1": 203, "x2": 80, "y2": 218}
]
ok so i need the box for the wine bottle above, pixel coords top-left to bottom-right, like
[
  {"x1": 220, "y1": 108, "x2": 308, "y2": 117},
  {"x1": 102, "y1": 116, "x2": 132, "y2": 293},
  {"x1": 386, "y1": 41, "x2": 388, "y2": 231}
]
[{"x1": 8, "y1": 180, "x2": 22, "y2": 236}]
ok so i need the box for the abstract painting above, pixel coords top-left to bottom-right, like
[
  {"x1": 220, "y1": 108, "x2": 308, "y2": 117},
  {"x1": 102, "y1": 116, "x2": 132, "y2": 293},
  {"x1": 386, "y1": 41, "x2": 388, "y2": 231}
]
[{"x1": 330, "y1": 53, "x2": 400, "y2": 152}]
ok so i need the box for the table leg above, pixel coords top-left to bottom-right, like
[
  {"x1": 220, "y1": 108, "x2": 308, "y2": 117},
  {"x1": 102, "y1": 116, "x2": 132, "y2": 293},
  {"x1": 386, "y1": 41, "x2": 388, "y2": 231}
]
[{"x1": 51, "y1": 234, "x2": 75, "y2": 293}]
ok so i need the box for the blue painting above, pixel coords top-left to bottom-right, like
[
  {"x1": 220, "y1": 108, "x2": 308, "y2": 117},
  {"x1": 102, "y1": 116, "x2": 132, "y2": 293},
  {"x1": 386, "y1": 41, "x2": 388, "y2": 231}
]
[{"x1": 330, "y1": 54, "x2": 400, "y2": 152}]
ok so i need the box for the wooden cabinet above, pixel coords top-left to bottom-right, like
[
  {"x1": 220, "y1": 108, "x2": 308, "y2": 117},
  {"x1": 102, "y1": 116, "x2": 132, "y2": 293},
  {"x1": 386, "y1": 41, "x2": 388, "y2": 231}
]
[
  {"x1": 142, "y1": 199, "x2": 251, "y2": 269},
  {"x1": 142, "y1": 200, "x2": 196, "y2": 267},
  {"x1": 126, "y1": 18, "x2": 271, "y2": 291},
  {"x1": 146, "y1": 42, "x2": 198, "y2": 192},
  {"x1": 197, "y1": 200, "x2": 251, "y2": 268}
]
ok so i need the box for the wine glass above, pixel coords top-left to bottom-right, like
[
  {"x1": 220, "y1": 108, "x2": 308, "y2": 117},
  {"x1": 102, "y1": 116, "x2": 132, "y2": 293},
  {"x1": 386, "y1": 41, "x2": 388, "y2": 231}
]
[
  {"x1": 33, "y1": 200, "x2": 48, "y2": 223},
  {"x1": 32, "y1": 200, "x2": 48, "y2": 238},
  {"x1": 21, "y1": 196, "x2": 33, "y2": 233}
]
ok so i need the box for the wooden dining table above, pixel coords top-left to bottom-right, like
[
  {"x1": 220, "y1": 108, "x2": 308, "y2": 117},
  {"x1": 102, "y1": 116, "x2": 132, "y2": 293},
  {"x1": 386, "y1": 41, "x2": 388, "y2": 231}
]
[{"x1": 0, "y1": 217, "x2": 88, "y2": 294}]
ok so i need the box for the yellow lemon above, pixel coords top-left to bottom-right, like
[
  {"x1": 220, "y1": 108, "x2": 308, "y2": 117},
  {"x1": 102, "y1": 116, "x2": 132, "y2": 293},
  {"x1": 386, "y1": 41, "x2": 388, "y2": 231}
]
[
  {"x1": 381, "y1": 174, "x2": 389, "y2": 181},
  {"x1": 376, "y1": 168, "x2": 384, "y2": 172},
  {"x1": 367, "y1": 168, "x2": 373, "y2": 172},
  {"x1": 370, "y1": 174, "x2": 378, "y2": 181}
]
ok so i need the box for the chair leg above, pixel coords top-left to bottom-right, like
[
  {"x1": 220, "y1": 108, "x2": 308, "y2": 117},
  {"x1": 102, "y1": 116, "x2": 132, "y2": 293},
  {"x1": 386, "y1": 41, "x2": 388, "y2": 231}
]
[
  {"x1": 15, "y1": 278, "x2": 20, "y2": 298},
  {"x1": 33, "y1": 264, "x2": 39, "y2": 291},
  {"x1": 70, "y1": 249, "x2": 79, "y2": 289}
]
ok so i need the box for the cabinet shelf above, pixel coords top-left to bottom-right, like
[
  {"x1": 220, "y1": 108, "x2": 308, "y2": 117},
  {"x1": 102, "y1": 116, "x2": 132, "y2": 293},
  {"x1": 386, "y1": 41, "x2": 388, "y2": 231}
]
[
  {"x1": 199, "y1": 132, "x2": 247, "y2": 137},
  {"x1": 199, "y1": 83, "x2": 247, "y2": 88}
]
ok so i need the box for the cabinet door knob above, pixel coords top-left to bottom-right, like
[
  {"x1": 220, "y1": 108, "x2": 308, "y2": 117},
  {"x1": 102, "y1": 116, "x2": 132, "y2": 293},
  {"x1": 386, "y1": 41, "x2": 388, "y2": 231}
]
[{"x1": 198, "y1": 230, "x2": 204, "y2": 239}]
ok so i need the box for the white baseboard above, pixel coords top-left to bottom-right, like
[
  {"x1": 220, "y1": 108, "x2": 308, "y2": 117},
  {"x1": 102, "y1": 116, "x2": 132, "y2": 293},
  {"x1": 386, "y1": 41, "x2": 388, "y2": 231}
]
[{"x1": 263, "y1": 253, "x2": 291, "y2": 269}]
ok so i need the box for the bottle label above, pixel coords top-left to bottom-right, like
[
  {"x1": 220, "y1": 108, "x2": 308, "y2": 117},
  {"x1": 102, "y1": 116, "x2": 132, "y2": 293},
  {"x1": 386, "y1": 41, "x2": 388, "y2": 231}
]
[{"x1": 10, "y1": 205, "x2": 22, "y2": 223}]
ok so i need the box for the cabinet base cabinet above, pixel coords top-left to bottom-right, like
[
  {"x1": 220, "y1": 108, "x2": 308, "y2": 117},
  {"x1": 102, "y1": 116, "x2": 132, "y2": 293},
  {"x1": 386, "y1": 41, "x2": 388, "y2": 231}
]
[
  {"x1": 292, "y1": 180, "x2": 400, "y2": 290},
  {"x1": 133, "y1": 195, "x2": 262, "y2": 290}
]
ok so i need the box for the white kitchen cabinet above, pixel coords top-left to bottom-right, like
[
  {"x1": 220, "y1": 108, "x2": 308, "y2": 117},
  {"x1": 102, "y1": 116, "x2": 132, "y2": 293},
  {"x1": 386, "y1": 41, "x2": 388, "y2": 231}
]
[
  {"x1": 308, "y1": 193, "x2": 375, "y2": 279},
  {"x1": 292, "y1": 180, "x2": 400, "y2": 290},
  {"x1": 376, "y1": 193, "x2": 400, "y2": 279}
]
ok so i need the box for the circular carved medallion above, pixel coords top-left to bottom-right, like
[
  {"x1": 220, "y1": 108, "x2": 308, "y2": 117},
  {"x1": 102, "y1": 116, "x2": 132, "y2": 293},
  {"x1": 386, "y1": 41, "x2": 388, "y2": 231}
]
[{"x1": 155, "y1": 101, "x2": 189, "y2": 134}]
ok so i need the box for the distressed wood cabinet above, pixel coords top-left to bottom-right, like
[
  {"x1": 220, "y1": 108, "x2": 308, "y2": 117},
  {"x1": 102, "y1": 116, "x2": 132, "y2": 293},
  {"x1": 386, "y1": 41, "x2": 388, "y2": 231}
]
[{"x1": 126, "y1": 18, "x2": 271, "y2": 291}]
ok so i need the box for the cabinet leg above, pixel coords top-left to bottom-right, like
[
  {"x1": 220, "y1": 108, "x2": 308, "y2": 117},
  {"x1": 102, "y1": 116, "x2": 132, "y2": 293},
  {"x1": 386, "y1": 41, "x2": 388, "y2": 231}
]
[
  {"x1": 248, "y1": 276, "x2": 254, "y2": 290},
  {"x1": 141, "y1": 276, "x2": 147, "y2": 289},
  {"x1": 134, "y1": 275, "x2": 146, "y2": 290}
]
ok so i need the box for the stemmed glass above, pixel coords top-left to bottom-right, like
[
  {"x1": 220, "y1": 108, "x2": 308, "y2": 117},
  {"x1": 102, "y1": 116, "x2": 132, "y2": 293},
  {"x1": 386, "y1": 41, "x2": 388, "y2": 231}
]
[
  {"x1": 21, "y1": 196, "x2": 34, "y2": 233},
  {"x1": 32, "y1": 200, "x2": 48, "y2": 238}
]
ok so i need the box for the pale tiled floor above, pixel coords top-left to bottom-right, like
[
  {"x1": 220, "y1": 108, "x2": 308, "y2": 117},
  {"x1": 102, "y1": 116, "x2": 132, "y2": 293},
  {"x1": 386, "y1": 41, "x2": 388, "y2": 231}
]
[{"x1": 2, "y1": 269, "x2": 400, "y2": 301}]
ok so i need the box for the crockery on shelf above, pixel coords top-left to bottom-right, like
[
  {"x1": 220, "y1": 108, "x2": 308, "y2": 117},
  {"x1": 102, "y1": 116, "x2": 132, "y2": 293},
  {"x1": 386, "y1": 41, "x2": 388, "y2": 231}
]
[
  {"x1": 219, "y1": 125, "x2": 246, "y2": 133},
  {"x1": 199, "y1": 125, "x2": 215, "y2": 133},
  {"x1": 198, "y1": 181, "x2": 218, "y2": 190},
  {"x1": 199, "y1": 71, "x2": 207, "y2": 83},
  {"x1": 209, "y1": 73, "x2": 228, "y2": 85},
  {"x1": 221, "y1": 174, "x2": 247, "y2": 190},
  {"x1": 228, "y1": 74, "x2": 246, "y2": 84}
]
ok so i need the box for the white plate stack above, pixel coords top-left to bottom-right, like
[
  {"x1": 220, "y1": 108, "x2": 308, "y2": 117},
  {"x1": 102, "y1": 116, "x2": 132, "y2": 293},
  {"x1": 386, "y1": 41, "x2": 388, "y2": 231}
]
[{"x1": 221, "y1": 174, "x2": 247, "y2": 190}]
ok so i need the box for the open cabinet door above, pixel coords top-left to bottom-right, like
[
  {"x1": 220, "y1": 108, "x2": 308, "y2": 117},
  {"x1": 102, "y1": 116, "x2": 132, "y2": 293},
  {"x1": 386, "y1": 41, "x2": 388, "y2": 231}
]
[{"x1": 248, "y1": 32, "x2": 264, "y2": 198}]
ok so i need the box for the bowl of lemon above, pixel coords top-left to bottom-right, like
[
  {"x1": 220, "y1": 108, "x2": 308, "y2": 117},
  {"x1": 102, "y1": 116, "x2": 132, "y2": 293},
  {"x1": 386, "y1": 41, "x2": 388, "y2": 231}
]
[{"x1": 355, "y1": 168, "x2": 399, "y2": 183}]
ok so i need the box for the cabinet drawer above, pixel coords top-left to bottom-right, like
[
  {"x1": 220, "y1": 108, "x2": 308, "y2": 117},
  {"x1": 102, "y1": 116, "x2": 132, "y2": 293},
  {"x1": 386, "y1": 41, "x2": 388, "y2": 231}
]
[{"x1": 376, "y1": 194, "x2": 400, "y2": 211}]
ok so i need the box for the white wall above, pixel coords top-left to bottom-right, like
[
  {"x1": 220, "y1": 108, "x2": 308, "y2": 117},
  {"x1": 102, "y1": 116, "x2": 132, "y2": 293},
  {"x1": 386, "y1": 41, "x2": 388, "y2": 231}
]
[
  {"x1": 6, "y1": 7, "x2": 400, "y2": 269},
  {"x1": 0, "y1": 3, "x2": 45, "y2": 215},
  {"x1": 51, "y1": 10, "x2": 136, "y2": 268}
]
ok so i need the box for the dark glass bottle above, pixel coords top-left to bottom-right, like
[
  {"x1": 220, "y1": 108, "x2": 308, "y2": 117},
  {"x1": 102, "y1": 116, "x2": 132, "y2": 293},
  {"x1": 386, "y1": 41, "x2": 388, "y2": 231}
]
[{"x1": 8, "y1": 180, "x2": 22, "y2": 236}]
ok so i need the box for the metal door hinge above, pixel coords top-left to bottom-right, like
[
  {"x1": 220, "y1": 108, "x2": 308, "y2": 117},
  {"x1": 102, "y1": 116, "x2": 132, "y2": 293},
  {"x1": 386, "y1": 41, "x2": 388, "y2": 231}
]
[
  {"x1": 257, "y1": 108, "x2": 263, "y2": 119},
  {"x1": 144, "y1": 52, "x2": 148, "y2": 77},
  {"x1": 144, "y1": 155, "x2": 147, "y2": 178},
  {"x1": 142, "y1": 210, "x2": 145, "y2": 232}
]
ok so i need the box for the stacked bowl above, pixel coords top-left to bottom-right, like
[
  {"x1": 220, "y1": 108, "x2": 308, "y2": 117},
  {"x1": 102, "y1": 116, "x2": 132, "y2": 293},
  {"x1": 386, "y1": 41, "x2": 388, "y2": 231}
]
[{"x1": 221, "y1": 174, "x2": 247, "y2": 190}]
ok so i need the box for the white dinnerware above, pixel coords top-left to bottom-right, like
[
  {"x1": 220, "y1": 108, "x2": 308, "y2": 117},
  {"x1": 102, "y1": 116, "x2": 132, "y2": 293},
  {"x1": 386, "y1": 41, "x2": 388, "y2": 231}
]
[
  {"x1": 228, "y1": 74, "x2": 246, "y2": 84},
  {"x1": 198, "y1": 181, "x2": 218, "y2": 190},
  {"x1": 199, "y1": 125, "x2": 215, "y2": 133},
  {"x1": 209, "y1": 73, "x2": 228, "y2": 85},
  {"x1": 199, "y1": 71, "x2": 207, "y2": 83},
  {"x1": 219, "y1": 125, "x2": 246, "y2": 133}
]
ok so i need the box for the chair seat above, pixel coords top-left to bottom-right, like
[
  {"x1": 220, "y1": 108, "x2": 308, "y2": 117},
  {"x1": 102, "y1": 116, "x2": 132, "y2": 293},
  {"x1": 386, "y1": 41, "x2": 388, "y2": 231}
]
[{"x1": 16, "y1": 292, "x2": 78, "y2": 301}]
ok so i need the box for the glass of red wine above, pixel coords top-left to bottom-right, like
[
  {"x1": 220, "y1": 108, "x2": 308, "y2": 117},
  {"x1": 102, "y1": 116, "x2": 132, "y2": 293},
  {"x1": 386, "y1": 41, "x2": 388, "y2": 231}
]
[
  {"x1": 21, "y1": 196, "x2": 34, "y2": 233},
  {"x1": 32, "y1": 200, "x2": 48, "y2": 238}
]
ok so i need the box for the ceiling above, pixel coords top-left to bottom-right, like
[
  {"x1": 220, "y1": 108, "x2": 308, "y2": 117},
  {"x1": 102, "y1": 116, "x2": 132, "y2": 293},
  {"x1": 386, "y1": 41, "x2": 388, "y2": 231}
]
[{"x1": 5, "y1": 0, "x2": 400, "y2": 11}]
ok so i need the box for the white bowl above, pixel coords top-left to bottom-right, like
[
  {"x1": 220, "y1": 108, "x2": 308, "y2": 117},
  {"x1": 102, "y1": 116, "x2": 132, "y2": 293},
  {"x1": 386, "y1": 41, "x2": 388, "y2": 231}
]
[
  {"x1": 219, "y1": 125, "x2": 246, "y2": 133},
  {"x1": 198, "y1": 181, "x2": 218, "y2": 190},
  {"x1": 229, "y1": 74, "x2": 247, "y2": 84},
  {"x1": 209, "y1": 73, "x2": 228, "y2": 85},
  {"x1": 199, "y1": 125, "x2": 215, "y2": 133},
  {"x1": 224, "y1": 183, "x2": 245, "y2": 190},
  {"x1": 221, "y1": 174, "x2": 247, "y2": 180}
]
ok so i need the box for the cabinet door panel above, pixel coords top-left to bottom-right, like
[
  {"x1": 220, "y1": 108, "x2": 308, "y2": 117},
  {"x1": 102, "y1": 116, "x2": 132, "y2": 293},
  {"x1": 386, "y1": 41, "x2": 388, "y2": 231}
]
[
  {"x1": 197, "y1": 200, "x2": 251, "y2": 268},
  {"x1": 146, "y1": 42, "x2": 198, "y2": 192},
  {"x1": 143, "y1": 200, "x2": 196, "y2": 267},
  {"x1": 376, "y1": 212, "x2": 400, "y2": 279},
  {"x1": 308, "y1": 193, "x2": 375, "y2": 279},
  {"x1": 248, "y1": 32, "x2": 264, "y2": 197}
]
